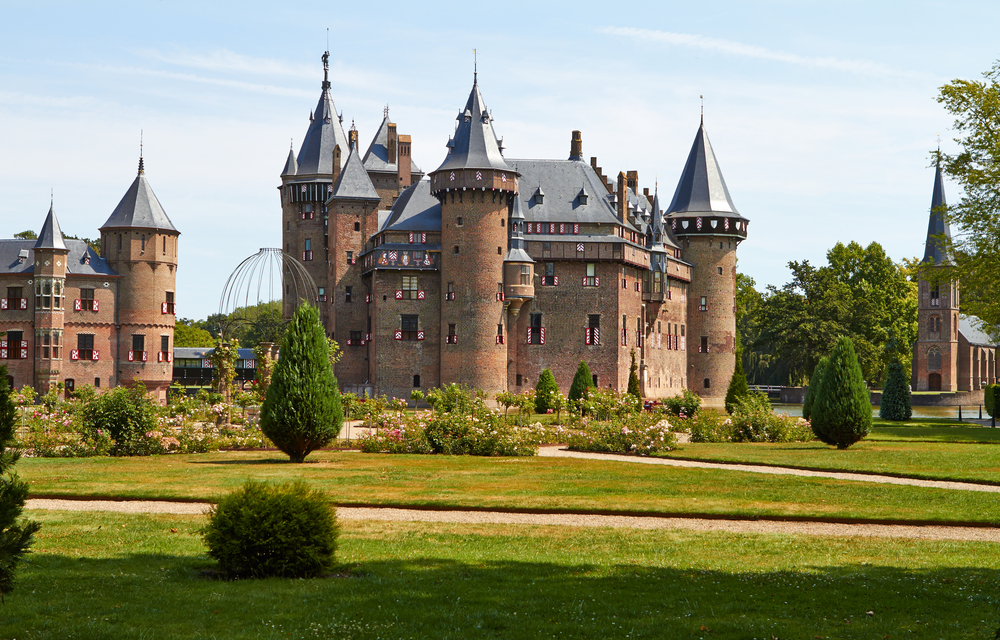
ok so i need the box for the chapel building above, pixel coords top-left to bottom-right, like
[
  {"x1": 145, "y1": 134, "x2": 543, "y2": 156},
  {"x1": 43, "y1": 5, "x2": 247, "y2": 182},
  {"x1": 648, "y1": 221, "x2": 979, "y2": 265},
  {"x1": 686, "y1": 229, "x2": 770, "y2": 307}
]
[{"x1": 280, "y1": 54, "x2": 747, "y2": 401}]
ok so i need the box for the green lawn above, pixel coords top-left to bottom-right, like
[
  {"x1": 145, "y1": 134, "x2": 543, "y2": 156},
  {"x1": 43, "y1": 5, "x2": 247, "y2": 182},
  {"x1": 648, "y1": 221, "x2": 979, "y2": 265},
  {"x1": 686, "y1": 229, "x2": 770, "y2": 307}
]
[
  {"x1": 870, "y1": 422, "x2": 1000, "y2": 443},
  {"x1": 5, "y1": 509, "x2": 998, "y2": 639},
  {"x1": 20, "y1": 450, "x2": 1000, "y2": 524}
]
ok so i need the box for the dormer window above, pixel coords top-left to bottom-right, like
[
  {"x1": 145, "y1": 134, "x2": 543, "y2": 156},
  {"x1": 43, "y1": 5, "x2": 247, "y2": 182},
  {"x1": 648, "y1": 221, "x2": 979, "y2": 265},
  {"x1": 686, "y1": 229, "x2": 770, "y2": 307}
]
[
  {"x1": 533, "y1": 187, "x2": 544, "y2": 205},
  {"x1": 17, "y1": 250, "x2": 28, "y2": 264},
  {"x1": 577, "y1": 188, "x2": 588, "y2": 206}
]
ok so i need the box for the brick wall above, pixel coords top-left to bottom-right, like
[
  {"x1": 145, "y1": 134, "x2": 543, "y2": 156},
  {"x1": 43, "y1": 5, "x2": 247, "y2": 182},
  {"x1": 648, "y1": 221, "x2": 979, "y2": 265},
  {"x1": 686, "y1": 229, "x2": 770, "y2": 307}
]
[{"x1": 682, "y1": 235, "x2": 737, "y2": 399}]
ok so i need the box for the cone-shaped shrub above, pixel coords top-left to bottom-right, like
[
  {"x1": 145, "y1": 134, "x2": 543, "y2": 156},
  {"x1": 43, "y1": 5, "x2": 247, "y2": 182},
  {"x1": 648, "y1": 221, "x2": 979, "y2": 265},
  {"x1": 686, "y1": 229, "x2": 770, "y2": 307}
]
[
  {"x1": 724, "y1": 354, "x2": 750, "y2": 414},
  {"x1": 802, "y1": 357, "x2": 829, "y2": 421},
  {"x1": 261, "y1": 304, "x2": 343, "y2": 462},
  {"x1": 879, "y1": 358, "x2": 912, "y2": 421},
  {"x1": 627, "y1": 350, "x2": 642, "y2": 400},
  {"x1": 534, "y1": 368, "x2": 560, "y2": 413},
  {"x1": 568, "y1": 361, "x2": 593, "y2": 402},
  {"x1": 811, "y1": 336, "x2": 872, "y2": 449},
  {"x1": 0, "y1": 365, "x2": 40, "y2": 598},
  {"x1": 985, "y1": 384, "x2": 999, "y2": 418}
]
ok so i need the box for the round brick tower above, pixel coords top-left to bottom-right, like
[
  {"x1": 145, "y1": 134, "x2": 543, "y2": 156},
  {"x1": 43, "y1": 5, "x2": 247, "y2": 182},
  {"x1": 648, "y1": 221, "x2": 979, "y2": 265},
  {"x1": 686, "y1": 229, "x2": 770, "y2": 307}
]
[
  {"x1": 430, "y1": 76, "x2": 519, "y2": 396},
  {"x1": 666, "y1": 119, "x2": 748, "y2": 401},
  {"x1": 100, "y1": 156, "x2": 180, "y2": 403}
]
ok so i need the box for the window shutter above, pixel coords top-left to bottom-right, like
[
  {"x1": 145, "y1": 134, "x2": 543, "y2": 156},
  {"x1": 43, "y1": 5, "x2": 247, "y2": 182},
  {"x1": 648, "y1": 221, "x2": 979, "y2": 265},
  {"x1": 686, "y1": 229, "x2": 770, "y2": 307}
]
[
  {"x1": 70, "y1": 349, "x2": 79, "y2": 360},
  {"x1": 539, "y1": 327, "x2": 545, "y2": 344},
  {"x1": 74, "y1": 299, "x2": 82, "y2": 311},
  {"x1": 417, "y1": 331, "x2": 425, "y2": 341},
  {"x1": 395, "y1": 290, "x2": 403, "y2": 299},
  {"x1": 92, "y1": 350, "x2": 99, "y2": 361},
  {"x1": 93, "y1": 299, "x2": 99, "y2": 312},
  {"x1": 394, "y1": 331, "x2": 402, "y2": 340}
]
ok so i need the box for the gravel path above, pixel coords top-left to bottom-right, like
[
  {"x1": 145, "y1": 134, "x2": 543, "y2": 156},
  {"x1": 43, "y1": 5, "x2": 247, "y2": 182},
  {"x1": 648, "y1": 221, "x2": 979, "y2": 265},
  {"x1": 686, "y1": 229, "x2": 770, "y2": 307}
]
[
  {"x1": 539, "y1": 446, "x2": 1000, "y2": 493},
  {"x1": 24, "y1": 499, "x2": 1000, "y2": 542}
]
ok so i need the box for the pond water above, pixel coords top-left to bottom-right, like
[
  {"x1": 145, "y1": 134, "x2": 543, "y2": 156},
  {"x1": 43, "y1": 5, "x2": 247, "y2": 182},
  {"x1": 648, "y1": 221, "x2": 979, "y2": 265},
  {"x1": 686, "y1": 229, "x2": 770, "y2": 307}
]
[{"x1": 771, "y1": 403, "x2": 989, "y2": 420}]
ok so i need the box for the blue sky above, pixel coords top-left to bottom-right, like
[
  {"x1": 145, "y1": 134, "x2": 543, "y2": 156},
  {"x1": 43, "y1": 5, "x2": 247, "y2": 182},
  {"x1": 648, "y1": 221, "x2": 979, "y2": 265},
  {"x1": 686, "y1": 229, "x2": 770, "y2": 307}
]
[{"x1": 2, "y1": 1, "x2": 998, "y2": 321}]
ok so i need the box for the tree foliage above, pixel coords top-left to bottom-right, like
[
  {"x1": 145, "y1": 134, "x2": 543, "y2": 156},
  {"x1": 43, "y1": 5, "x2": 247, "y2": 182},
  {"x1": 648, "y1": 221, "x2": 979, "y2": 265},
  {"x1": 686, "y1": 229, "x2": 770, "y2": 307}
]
[
  {"x1": 935, "y1": 61, "x2": 1000, "y2": 341},
  {"x1": 741, "y1": 242, "x2": 916, "y2": 386},
  {"x1": 810, "y1": 336, "x2": 872, "y2": 449},
  {"x1": 0, "y1": 366, "x2": 40, "y2": 599},
  {"x1": 12, "y1": 230, "x2": 36, "y2": 240},
  {"x1": 260, "y1": 304, "x2": 342, "y2": 463},
  {"x1": 174, "y1": 319, "x2": 214, "y2": 348},
  {"x1": 724, "y1": 351, "x2": 750, "y2": 414},
  {"x1": 627, "y1": 350, "x2": 642, "y2": 400},
  {"x1": 879, "y1": 357, "x2": 913, "y2": 421},
  {"x1": 534, "y1": 369, "x2": 560, "y2": 413},
  {"x1": 802, "y1": 356, "x2": 829, "y2": 421},
  {"x1": 568, "y1": 361, "x2": 593, "y2": 402},
  {"x1": 80, "y1": 384, "x2": 158, "y2": 456}
]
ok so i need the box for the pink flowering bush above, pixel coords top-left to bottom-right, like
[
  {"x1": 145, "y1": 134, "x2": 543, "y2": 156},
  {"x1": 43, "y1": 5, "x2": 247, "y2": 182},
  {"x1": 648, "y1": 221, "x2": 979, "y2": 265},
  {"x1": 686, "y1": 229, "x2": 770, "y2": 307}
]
[{"x1": 566, "y1": 412, "x2": 677, "y2": 455}]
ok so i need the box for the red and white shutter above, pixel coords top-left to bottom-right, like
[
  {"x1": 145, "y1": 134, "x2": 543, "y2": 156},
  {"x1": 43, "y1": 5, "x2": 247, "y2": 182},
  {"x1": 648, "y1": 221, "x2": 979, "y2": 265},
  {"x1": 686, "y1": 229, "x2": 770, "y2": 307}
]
[
  {"x1": 394, "y1": 331, "x2": 402, "y2": 340},
  {"x1": 74, "y1": 299, "x2": 82, "y2": 311},
  {"x1": 93, "y1": 299, "x2": 99, "y2": 312},
  {"x1": 92, "y1": 350, "x2": 99, "y2": 361},
  {"x1": 70, "y1": 349, "x2": 79, "y2": 360},
  {"x1": 539, "y1": 327, "x2": 545, "y2": 344}
]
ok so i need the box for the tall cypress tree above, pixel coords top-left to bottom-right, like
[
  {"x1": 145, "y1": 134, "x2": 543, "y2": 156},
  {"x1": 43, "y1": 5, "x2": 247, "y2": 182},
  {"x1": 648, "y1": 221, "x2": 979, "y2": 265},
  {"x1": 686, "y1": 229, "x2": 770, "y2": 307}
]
[
  {"x1": 627, "y1": 350, "x2": 642, "y2": 400},
  {"x1": 724, "y1": 352, "x2": 750, "y2": 414},
  {"x1": 802, "y1": 356, "x2": 829, "y2": 421},
  {"x1": 879, "y1": 357, "x2": 912, "y2": 421},
  {"x1": 261, "y1": 304, "x2": 343, "y2": 463},
  {"x1": 811, "y1": 336, "x2": 872, "y2": 449},
  {"x1": 568, "y1": 361, "x2": 593, "y2": 402},
  {"x1": 0, "y1": 365, "x2": 40, "y2": 599}
]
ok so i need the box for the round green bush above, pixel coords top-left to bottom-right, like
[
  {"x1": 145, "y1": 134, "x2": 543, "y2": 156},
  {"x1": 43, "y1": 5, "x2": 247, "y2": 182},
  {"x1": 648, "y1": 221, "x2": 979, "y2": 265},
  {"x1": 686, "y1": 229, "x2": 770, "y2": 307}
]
[
  {"x1": 811, "y1": 336, "x2": 872, "y2": 449},
  {"x1": 80, "y1": 385, "x2": 159, "y2": 456},
  {"x1": 203, "y1": 479, "x2": 338, "y2": 579}
]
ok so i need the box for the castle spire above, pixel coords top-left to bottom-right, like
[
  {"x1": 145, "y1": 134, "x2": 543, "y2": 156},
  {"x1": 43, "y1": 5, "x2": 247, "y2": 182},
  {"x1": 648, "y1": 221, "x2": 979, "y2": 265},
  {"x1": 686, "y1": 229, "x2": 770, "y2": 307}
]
[
  {"x1": 293, "y1": 51, "x2": 350, "y2": 176},
  {"x1": 922, "y1": 159, "x2": 953, "y2": 264},
  {"x1": 666, "y1": 118, "x2": 739, "y2": 217},
  {"x1": 34, "y1": 200, "x2": 68, "y2": 251},
  {"x1": 433, "y1": 76, "x2": 510, "y2": 173}
]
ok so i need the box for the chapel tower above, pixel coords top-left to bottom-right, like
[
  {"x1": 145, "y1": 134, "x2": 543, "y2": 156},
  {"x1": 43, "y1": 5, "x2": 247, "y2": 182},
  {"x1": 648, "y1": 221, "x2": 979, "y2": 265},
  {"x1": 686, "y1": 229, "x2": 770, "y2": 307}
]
[
  {"x1": 429, "y1": 75, "x2": 519, "y2": 395},
  {"x1": 100, "y1": 155, "x2": 180, "y2": 402},
  {"x1": 913, "y1": 161, "x2": 959, "y2": 391},
  {"x1": 666, "y1": 118, "x2": 748, "y2": 400}
]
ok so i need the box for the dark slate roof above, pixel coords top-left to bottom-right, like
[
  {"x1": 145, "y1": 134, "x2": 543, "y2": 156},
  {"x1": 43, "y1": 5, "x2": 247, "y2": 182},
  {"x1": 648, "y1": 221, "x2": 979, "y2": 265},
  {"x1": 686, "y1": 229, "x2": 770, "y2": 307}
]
[
  {"x1": 505, "y1": 189, "x2": 532, "y2": 263},
  {"x1": 101, "y1": 163, "x2": 178, "y2": 232},
  {"x1": 922, "y1": 162, "x2": 954, "y2": 265},
  {"x1": 296, "y1": 88, "x2": 350, "y2": 176},
  {"x1": 647, "y1": 187, "x2": 680, "y2": 252},
  {"x1": 0, "y1": 240, "x2": 116, "y2": 276},
  {"x1": 508, "y1": 159, "x2": 636, "y2": 229},
  {"x1": 665, "y1": 120, "x2": 741, "y2": 218},
  {"x1": 332, "y1": 145, "x2": 380, "y2": 200},
  {"x1": 380, "y1": 180, "x2": 441, "y2": 232},
  {"x1": 34, "y1": 203, "x2": 67, "y2": 251},
  {"x1": 362, "y1": 115, "x2": 423, "y2": 175},
  {"x1": 434, "y1": 79, "x2": 511, "y2": 173},
  {"x1": 959, "y1": 315, "x2": 998, "y2": 347},
  {"x1": 281, "y1": 146, "x2": 298, "y2": 177}
]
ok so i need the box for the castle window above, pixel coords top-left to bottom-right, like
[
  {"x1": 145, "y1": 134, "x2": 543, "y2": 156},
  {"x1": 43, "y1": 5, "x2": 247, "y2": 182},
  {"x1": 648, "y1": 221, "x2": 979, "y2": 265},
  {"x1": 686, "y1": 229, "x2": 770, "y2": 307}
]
[
  {"x1": 500, "y1": 218, "x2": 505, "y2": 227},
  {"x1": 520, "y1": 265, "x2": 531, "y2": 286},
  {"x1": 541, "y1": 263, "x2": 557, "y2": 286},
  {"x1": 592, "y1": 374, "x2": 598, "y2": 387},
  {"x1": 929, "y1": 315, "x2": 941, "y2": 334},
  {"x1": 1, "y1": 331, "x2": 24, "y2": 360},
  {"x1": 457, "y1": 217, "x2": 463, "y2": 227},
  {"x1": 413, "y1": 374, "x2": 421, "y2": 388},
  {"x1": 454, "y1": 246, "x2": 460, "y2": 254},
  {"x1": 516, "y1": 374, "x2": 523, "y2": 386},
  {"x1": 446, "y1": 282, "x2": 455, "y2": 301},
  {"x1": 498, "y1": 246, "x2": 502, "y2": 255},
  {"x1": 586, "y1": 315, "x2": 600, "y2": 345},
  {"x1": 162, "y1": 291, "x2": 175, "y2": 315},
  {"x1": 354, "y1": 222, "x2": 360, "y2": 231},
  {"x1": 130, "y1": 335, "x2": 146, "y2": 362},
  {"x1": 303, "y1": 239, "x2": 313, "y2": 261},
  {"x1": 931, "y1": 285, "x2": 940, "y2": 306},
  {"x1": 583, "y1": 263, "x2": 598, "y2": 287},
  {"x1": 446, "y1": 324, "x2": 457, "y2": 344},
  {"x1": 699, "y1": 296, "x2": 707, "y2": 312},
  {"x1": 77, "y1": 334, "x2": 94, "y2": 361},
  {"x1": 349, "y1": 331, "x2": 362, "y2": 345},
  {"x1": 700, "y1": 336, "x2": 709, "y2": 353},
  {"x1": 346, "y1": 251, "x2": 354, "y2": 265},
  {"x1": 5, "y1": 287, "x2": 23, "y2": 310},
  {"x1": 704, "y1": 378, "x2": 711, "y2": 389},
  {"x1": 400, "y1": 276, "x2": 419, "y2": 300},
  {"x1": 141, "y1": 235, "x2": 146, "y2": 251},
  {"x1": 528, "y1": 313, "x2": 544, "y2": 344},
  {"x1": 163, "y1": 236, "x2": 167, "y2": 254},
  {"x1": 94, "y1": 377, "x2": 100, "y2": 388},
  {"x1": 64, "y1": 378, "x2": 74, "y2": 398},
  {"x1": 718, "y1": 267, "x2": 723, "y2": 275},
  {"x1": 496, "y1": 323, "x2": 504, "y2": 344},
  {"x1": 399, "y1": 315, "x2": 419, "y2": 341},
  {"x1": 345, "y1": 286, "x2": 353, "y2": 303},
  {"x1": 927, "y1": 347, "x2": 941, "y2": 371},
  {"x1": 161, "y1": 335, "x2": 170, "y2": 355}
]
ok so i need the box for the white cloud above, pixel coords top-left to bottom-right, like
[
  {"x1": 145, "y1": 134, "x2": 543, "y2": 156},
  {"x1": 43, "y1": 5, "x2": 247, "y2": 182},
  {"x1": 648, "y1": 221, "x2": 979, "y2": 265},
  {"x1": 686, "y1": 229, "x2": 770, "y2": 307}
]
[{"x1": 600, "y1": 27, "x2": 929, "y2": 80}]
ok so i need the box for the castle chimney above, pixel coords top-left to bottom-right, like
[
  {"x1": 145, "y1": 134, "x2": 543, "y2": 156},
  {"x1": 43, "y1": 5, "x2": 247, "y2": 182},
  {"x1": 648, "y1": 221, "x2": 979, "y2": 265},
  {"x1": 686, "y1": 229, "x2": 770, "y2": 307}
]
[
  {"x1": 332, "y1": 145, "x2": 342, "y2": 185},
  {"x1": 569, "y1": 130, "x2": 583, "y2": 160},
  {"x1": 397, "y1": 134, "x2": 412, "y2": 189},
  {"x1": 616, "y1": 171, "x2": 627, "y2": 220},
  {"x1": 591, "y1": 156, "x2": 613, "y2": 194},
  {"x1": 643, "y1": 187, "x2": 650, "y2": 199},
  {"x1": 626, "y1": 171, "x2": 638, "y2": 192},
  {"x1": 387, "y1": 123, "x2": 398, "y2": 164}
]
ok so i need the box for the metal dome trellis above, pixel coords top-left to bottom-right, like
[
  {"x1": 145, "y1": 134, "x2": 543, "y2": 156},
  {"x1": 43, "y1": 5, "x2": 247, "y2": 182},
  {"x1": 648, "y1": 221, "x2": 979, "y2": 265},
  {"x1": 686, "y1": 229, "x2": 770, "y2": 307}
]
[{"x1": 218, "y1": 248, "x2": 318, "y2": 343}]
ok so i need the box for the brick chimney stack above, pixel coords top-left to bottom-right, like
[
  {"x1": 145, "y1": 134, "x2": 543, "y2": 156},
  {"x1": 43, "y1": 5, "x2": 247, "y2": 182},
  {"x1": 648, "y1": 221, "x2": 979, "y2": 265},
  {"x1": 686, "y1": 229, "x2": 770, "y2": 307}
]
[
  {"x1": 569, "y1": 130, "x2": 583, "y2": 160},
  {"x1": 626, "y1": 171, "x2": 638, "y2": 192},
  {"x1": 387, "y1": 123, "x2": 398, "y2": 164},
  {"x1": 616, "y1": 171, "x2": 627, "y2": 220},
  {"x1": 397, "y1": 135, "x2": 412, "y2": 189},
  {"x1": 332, "y1": 145, "x2": 342, "y2": 185}
]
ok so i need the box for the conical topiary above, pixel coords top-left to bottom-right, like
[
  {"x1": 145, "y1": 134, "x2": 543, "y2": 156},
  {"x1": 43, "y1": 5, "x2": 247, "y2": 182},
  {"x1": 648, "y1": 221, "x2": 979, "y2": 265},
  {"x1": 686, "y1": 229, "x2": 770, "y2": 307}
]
[
  {"x1": 534, "y1": 368, "x2": 560, "y2": 413},
  {"x1": 568, "y1": 361, "x2": 593, "y2": 402},
  {"x1": 724, "y1": 352, "x2": 750, "y2": 414},
  {"x1": 811, "y1": 336, "x2": 872, "y2": 449},
  {"x1": 260, "y1": 304, "x2": 343, "y2": 462},
  {"x1": 802, "y1": 356, "x2": 829, "y2": 421},
  {"x1": 879, "y1": 357, "x2": 912, "y2": 421},
  {"x1": 627, "y1": 350, "x2": 642, "y2": 400}
]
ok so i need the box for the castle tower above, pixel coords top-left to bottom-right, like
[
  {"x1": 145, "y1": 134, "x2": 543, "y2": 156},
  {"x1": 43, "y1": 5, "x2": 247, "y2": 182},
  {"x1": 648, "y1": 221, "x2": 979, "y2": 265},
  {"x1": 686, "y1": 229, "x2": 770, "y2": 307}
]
[
  {"x1": 666, "y1": 118, "x2": 748, "y2": 400},
  {"x1": 913, "y1": 161, "x2": 958, "y2": 391},
  {"x1": 100, "y1": 155, "x2": 179, "y2": 403},
  {"x1": 279, "y1": 50, "x2": 351, "y2": 324},
  {"x1": 32, "y1": 203, "x2": 69, "y2": 392},
  {"x1": 429, "y1": 75, "x2": 519, "y2": 395}
]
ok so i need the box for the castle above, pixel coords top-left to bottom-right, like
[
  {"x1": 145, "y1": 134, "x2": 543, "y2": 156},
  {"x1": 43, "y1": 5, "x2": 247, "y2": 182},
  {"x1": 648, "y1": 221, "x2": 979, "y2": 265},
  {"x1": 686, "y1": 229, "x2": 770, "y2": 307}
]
[
  {"x1": 0, "y1": 157, "x2": 179, "y2": 402},
  {"x1": 280, "y1": 53, "x2": 745, "y2": 401},
  {"x1": 912, "y1": 161, "x2": 997, "y2": 392}
]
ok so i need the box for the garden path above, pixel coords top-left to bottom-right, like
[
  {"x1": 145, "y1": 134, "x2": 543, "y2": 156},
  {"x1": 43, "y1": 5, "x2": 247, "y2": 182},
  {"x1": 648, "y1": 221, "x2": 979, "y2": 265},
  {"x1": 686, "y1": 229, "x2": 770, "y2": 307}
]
[
  {"x1": 24, "y1": 499, "x2": 1000, "y2": 543},
  {"x1": 539, "y1": 446, "x2": 1000, "y2": 493}
]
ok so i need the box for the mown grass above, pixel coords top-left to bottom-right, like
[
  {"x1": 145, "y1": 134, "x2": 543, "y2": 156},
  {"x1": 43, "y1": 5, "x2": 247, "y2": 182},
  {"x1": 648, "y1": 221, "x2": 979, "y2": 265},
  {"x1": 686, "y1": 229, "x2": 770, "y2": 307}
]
[
  {"x1": 19, "y1": 451, "x2": 1000, "y2": 524},
  {"x1": 870, "y1": 422, "x2": 1000, "y2": 443},
  {"x1": 5, "y1": 509, "x2": 999, "y2": 639}
]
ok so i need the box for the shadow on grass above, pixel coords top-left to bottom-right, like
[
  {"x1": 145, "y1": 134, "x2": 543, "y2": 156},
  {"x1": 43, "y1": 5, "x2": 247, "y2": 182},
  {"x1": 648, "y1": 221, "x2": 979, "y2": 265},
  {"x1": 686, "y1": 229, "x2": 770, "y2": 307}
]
[
  {"x1": 3, "y1": 553, "x2": 998, "y2": 639},
  {"x1": 186, "y1": 458, "x2": 307, "y2": 465}
]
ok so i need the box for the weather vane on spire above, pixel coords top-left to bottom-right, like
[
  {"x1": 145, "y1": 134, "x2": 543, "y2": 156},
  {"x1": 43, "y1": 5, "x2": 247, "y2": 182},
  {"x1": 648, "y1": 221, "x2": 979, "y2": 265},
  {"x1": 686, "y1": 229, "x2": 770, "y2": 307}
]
[
  {"x1": 473, "y1": 48, "x2": 477, "y2": 82},
  {"x1": 138, "y1": 130, "x2": 145, "y2": 175},
  {"x1": 321, "y1": 45, "x2": 330, "y2": 91},
  {"x1": 700, "y1": 95, "x2": 704, "y2": 123},
  {"x1": 384, "y1": 104, "x2": 390, "y2": 118}
]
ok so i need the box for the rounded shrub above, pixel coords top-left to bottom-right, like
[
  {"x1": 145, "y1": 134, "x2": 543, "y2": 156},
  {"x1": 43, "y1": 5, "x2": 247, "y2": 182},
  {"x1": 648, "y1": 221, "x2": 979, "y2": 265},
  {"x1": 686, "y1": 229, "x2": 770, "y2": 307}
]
[
  {"x1": 879, "y1": 357, "x2": 912, "y2": 421},
  {"x1": 802, "y1": 356, "x2": 829, "y2": 421},
  {"x1": 534, "y1": 369, "x2": 560, "y2": 414},
  {"x1": 985, "y1": 384, "x2": 999, "y2": 418},
  {"x1": 80, "y1": 385, "x2": 159, "y2": 456},
  {"x1": 811, "y1": 336, "x2": 872, "y2": 449},
  {"x1": 203, "y1": 479, "x2": 338, "y2": 579}
]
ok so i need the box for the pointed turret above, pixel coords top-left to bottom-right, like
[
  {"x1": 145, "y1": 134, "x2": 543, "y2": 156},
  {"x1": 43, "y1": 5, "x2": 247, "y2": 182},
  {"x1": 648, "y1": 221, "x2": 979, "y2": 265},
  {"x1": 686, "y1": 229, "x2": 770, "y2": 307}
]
[
  {"x1": 667, "y1": 120, "x2": 739, "y2": 216},
  {"x1": 505, "y1": 192, "x2": 532, "y2": 264},
  {"x1": 922, "y1": 161, "x2": 953, "y2": 264},
  {"x1": 333, "y1": 145, "x2": 379, "y2": 201},
  {"x1": 281, "y1": 144, "x2": 298, "y2": 177},
  {"x1": 434, "y1": 78, "x2": 511, "y2": 173},
  {"x1": 295, "y1": 51, "x2": 350, "y2": 176},
  {"x1": 34, "y1": 201, "x2": 67, "y2": 251},
  {"x1": 101, "y1": 157, "x2": 177, "y2": 232}
]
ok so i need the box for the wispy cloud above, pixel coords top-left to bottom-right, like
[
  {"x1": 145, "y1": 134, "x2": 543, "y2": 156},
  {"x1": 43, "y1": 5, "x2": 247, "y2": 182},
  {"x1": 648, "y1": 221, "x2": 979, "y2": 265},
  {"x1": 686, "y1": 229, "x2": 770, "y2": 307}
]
[
  {"x1": 600, "y1": 27, "x2": 925, "y2": 79},
  {"x1": 140, "y1": 49, "x2": 314, "y2": 78}
]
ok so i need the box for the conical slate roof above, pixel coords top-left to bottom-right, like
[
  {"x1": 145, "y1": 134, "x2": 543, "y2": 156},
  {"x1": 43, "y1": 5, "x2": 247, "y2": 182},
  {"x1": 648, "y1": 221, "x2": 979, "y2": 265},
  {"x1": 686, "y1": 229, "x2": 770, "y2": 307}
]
[
  {"x1": 101, "y1": 159, "x2": 177, "y2": 232},
  {"x1": 333, "y1": 145, "x2": 379, "y2": 200},
  {"x1": 666, "y1": 120, "x2": 739, "y2": 216},
  {"x1": 34, "y1": 202, "x2": 67, "y2": 251},
  {"x1": 435, "y1": 78, "x2": 511, "y2": 173},
  {"x1": 922, "y1": 162, "x2": 954, "y2": 265},
  {"x1": 296, "y1": 58, "x2": 350, "y2": 176},
  {"x1": 648, "y1": 187, "x2": 679, "y2": 252},
  {"x1": 363, "y1": 114, "x2": 423, "y2": 174},
  {"x1": 281, "y1": 146, "x2": 298, "y2": 177},
  {"x1": 505, "y1": 190, "x2": 532, "y2": 263}
]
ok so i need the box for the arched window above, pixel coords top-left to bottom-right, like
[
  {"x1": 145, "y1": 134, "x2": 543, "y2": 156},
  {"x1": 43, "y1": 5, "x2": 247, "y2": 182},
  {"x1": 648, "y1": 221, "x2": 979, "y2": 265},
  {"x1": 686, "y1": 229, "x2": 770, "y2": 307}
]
[
  {"x1": 412, "y1": 374, "x2": 420, "y2": 388},
  {"x1": 927, "y1": 347, "x2": 941, "y2": 371}
]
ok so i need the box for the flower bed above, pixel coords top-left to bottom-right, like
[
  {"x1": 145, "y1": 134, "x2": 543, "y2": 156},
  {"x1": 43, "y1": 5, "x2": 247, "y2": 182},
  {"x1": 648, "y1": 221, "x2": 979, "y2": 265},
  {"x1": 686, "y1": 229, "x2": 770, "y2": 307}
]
[{"x1": 565, "y1": 413, "x2": 677, "y2": 455}]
